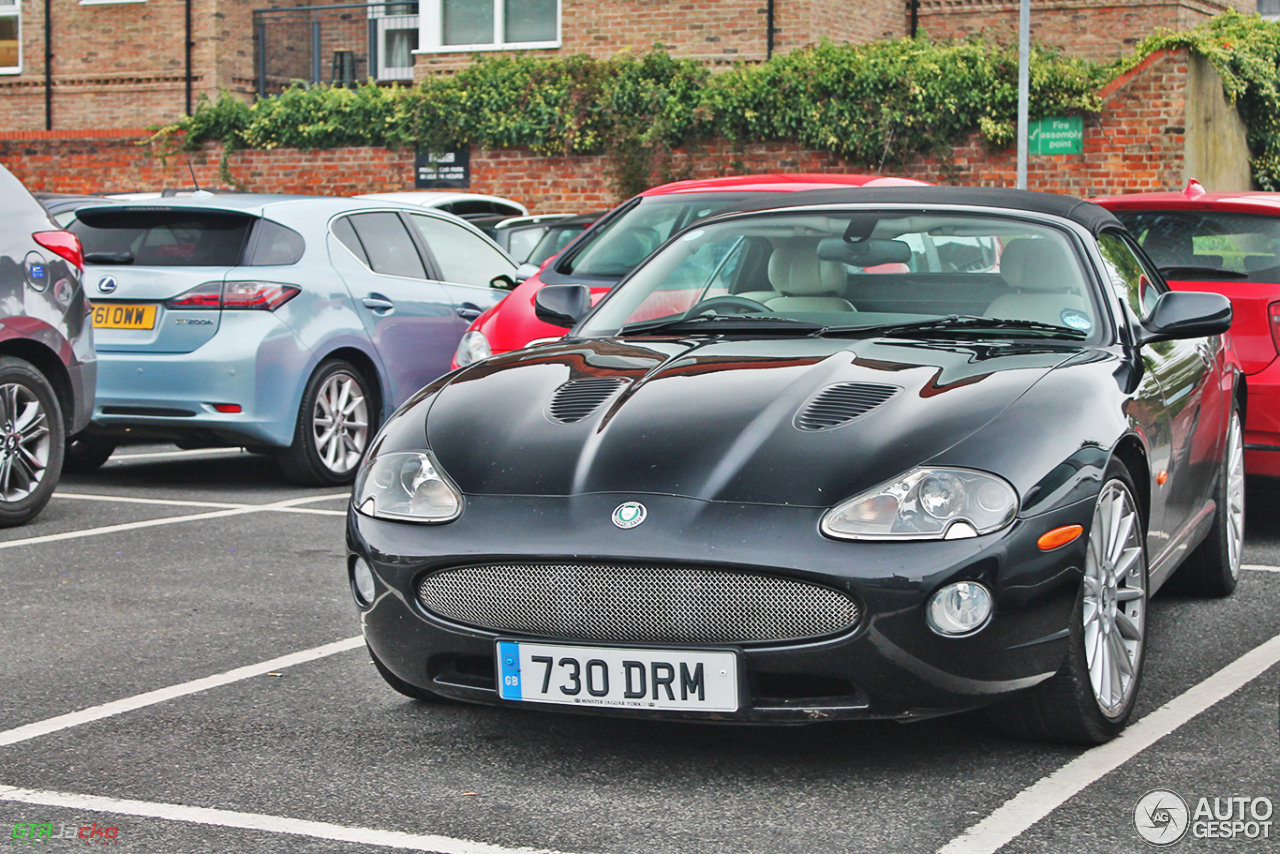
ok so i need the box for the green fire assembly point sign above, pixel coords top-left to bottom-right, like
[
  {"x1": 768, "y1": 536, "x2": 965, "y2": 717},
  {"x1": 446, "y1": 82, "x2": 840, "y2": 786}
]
[{"x1": 1029, "y1": 116, "x2": 1083, "y2": 155}]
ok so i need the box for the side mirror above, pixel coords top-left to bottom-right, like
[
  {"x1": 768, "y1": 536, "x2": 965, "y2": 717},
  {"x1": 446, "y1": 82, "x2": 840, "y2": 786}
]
[
  {"x1": 1139, "y1": 291, "x2": 1232, "y2": 344},
  {"x1": 514, "y1": 262, "x2": 540, "y2": 283},
  {"x1": 489, "y1": 274, "x2": 517, "y2": 291},
  {"x1": 534, "y1": 284, "x2": 592, "y2": 328}
]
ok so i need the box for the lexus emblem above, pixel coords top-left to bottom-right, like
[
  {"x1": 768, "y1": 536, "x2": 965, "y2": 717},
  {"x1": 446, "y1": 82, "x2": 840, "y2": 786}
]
[
  {"x1": 611, "y1": 502, "x2": 647, "y2": 529},
  {"x1": 97, "y1": 276, "x2": 118, "y2": 294}
]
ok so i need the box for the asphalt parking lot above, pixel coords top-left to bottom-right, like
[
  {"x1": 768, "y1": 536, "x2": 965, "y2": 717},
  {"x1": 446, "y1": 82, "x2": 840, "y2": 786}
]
[{"x1": 1, "y1": 446, "x2": 1278, "y2": 853}]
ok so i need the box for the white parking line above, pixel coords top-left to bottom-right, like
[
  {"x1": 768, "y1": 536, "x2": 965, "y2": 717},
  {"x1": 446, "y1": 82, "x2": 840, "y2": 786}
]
[
  {"x1": 54, "y1": 492, "x2": 244, "y2": 510},
  {"x1": 1244, "y1": 564, "x2": 1280, "y2": 572},
  {"x1": 0, "y1": 785, "x2": 568, "y2": 854},
  {"x1": 935, "y1": 630, "x2": 1280, "y2": 854},
  {"x1": 0, "y1": 636, "x2": 364, "y2": 749},
  {"x1": 0, "y1": 494, "x2": 349, "y2": 550}
]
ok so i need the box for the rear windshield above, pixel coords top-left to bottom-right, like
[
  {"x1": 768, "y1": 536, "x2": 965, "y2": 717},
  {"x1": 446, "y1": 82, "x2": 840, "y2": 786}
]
[
  {"x1": 70, "y1": 209, "x2": 255, "y2": 266},
  {"x1": 561, "y1": 194, "x2": 767, "y2": 279},
  {"x1": 1115, "y1": 210, "x2": 1280, "y2": 282}
]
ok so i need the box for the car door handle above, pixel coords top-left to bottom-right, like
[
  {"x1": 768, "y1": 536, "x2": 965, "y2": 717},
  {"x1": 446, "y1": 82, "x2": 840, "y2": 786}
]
[
  {"x1": 456, "y1": 302, "x2": 484, "y2": 320},
  {"x1": 362, "y1": 294, "x2": 395, "y2": 314}
]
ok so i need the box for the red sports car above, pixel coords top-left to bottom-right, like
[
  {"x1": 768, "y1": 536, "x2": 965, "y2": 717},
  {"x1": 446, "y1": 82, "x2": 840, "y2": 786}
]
[
  {"x1": 1098, "y1": 181, "x2": 1280, "y2": 476},
  {"x1": 451, "y1": 173, "x2": 929, "y2": 368}
]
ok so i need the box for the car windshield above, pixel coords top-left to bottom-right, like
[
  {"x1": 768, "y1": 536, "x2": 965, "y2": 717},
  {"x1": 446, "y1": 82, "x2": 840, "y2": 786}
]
[
  {"x1": 526, "y1": 223, "x2": 590, "y2": 267},
  {"x1": 560, "y1": 194, "x2": 768, "y2": 279},
  {"x1": 579, "y1": 209, "x2": 1100, "y2": 341},
  {"x1": 1116, "y1": 210, "x2": 1280, "y2": 283}
]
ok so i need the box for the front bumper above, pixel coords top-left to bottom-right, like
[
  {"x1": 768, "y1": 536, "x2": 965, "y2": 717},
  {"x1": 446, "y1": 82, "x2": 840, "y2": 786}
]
[{"x1": 349, "y1": 492, "x2": 1091, "y2": 723}]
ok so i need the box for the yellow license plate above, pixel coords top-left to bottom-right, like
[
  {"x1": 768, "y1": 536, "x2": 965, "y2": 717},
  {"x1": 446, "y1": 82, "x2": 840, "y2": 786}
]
[{"x1": 92, "y1": 303, "x2": 157, "y2": 330}]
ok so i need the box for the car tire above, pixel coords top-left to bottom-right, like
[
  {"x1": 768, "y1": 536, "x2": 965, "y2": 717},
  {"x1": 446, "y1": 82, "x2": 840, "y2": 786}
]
[
  {"x1": 1168, "y1": 402, "x2": 1244, "y2": 597},
  {"x1": 277, "y1": 359, "x2": 375, "y2": 486},
  {"x1": 63, "y1": 434, "x2": 117, "y2": 473},
  {"x1": 368, "y1": 644, "x2": 447, "y2": 702},
  {"x1": 0, "y1": 356, "x2": 66, "y2": 528},
  {"x1": 990, "y1": 461, "x2": 1148, "y2": 745}
]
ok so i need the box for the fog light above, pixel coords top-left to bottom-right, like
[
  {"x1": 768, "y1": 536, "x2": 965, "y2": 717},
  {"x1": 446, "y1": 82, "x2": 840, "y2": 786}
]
[
  {"x1": 352, "y1": 557, "x2": 376, "y2": 606},
  {"x1": 926, "y1": 581, "x2": 993, "y2": 636}
]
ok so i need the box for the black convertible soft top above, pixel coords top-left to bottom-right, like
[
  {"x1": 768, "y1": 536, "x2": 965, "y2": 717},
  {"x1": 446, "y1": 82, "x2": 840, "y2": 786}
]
[{"x1": 722, "y1": 185, "x2": 1123, "y2": 235}]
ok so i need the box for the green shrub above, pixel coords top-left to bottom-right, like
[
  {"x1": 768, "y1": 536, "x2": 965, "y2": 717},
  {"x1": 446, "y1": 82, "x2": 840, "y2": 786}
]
[{"x1": 156, "y1": 14, "x2": 1280, "y2": 197}]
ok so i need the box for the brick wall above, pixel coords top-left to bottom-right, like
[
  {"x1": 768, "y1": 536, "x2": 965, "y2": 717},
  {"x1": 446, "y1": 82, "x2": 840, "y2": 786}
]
[
  {"x1": 414, "y1": 0, "x2": 906, "y2": 77},
  {"x1": 0, "y1": 48, "x2": 1219, "y2": 210},
  {"x1": 917, "y1": 0, "x2": 1248, "y2": 63},
  {"x1": 0, "y1": 0, "x2": 256, "y2": 133}
]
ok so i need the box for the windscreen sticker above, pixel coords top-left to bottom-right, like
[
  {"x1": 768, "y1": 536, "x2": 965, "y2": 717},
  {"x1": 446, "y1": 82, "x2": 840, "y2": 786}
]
[{"x1": 1060, "y1": 309, "x2": 1093, "y2": 332}]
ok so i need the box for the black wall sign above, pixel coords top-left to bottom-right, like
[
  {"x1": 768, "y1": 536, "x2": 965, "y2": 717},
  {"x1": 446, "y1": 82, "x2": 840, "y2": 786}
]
[{"x1": 415, "y1": 147, "x2": 470, "y2": 188}]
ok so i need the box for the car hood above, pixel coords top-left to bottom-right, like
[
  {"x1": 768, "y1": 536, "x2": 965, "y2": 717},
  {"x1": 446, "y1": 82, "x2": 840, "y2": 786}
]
[{"x1": 425, "y1": 336, "x2": 1080, "y2": 506}]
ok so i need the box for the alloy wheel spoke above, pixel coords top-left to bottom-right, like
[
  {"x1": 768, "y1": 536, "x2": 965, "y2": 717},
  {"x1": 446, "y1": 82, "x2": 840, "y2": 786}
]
[
  {"x1": 1115, "y1": 586, "x2": 1144, "y2": 603},
  {"x1": 1111, "y1": 633, "x2": 1134, "y2": 678},
  {"x1": 1115, "y1": 611, "x2": 1142, "y2": 642}
]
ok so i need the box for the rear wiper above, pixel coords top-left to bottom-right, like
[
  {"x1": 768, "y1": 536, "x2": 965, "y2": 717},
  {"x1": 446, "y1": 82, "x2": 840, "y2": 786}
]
[
  {"x1": 84, "y1": 251, "x2": 134, "y2": 265},
  {"x1": 1158, "y1": 265, "x2": 1249, "y2": 281},
  {"x1": 822, "y1": 314, "x2": 1088, "y2": 339},
  {"x1": 619, "y1": 314, "x2": 825, "y2": 336}
]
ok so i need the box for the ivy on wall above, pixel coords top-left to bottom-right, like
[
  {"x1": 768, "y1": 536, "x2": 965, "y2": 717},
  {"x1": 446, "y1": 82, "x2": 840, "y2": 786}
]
[{"x1": 153, "y1": 11, "x2": 1280, "y2": 198}]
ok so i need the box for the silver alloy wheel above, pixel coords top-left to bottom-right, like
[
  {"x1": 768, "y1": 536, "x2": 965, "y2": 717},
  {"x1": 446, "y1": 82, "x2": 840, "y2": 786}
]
[
  {"x1": 0, "y1": 382, "x2": 51, "y2": 502},
  {"x1": 1083, "y1": 480, "x2": 1146, "y2": 719},
  {"x1": 1226, "y1": 409, "x2": 1245, "y2": 580},
  {"x1": 311, "y1": 371, "x2": 369, "y2": 475}
]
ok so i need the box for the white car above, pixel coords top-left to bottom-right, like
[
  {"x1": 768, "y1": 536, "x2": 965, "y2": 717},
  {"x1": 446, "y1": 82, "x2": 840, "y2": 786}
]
[{"x1": 355, "y1": 192, "x2": 528, "y2": 220}]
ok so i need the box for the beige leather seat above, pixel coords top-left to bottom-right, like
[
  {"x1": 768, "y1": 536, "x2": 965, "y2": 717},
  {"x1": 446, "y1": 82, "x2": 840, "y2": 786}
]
[
  {"x1": 986, "y1": 238, "x2": 1090, "y2": 327},
  {"x1": 760, "y1": 241, "x2": 857, "y2": 312}
]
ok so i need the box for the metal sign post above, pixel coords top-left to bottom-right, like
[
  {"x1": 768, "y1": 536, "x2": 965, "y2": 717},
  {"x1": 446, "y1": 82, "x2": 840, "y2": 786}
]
[{"x1": 1016, "y1": 0, "x2": 1030, "y2": 189}]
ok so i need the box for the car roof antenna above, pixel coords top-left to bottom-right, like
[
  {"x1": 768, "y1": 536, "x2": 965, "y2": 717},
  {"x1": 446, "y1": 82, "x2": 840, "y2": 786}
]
[{"x1": 186, "y1": 157, "x2": 201, "y2": 192}]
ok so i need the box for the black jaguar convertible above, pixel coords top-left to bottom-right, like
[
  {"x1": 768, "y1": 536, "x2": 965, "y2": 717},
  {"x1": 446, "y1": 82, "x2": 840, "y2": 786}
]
[{"x1": 347, "y1": 187, "x2": 1244, "y2": 744}]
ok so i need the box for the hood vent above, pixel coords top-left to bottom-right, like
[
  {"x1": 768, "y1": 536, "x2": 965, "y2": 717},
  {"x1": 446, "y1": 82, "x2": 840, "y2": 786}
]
[
  {"x1": 795, "y1": 382, "x2": 900, "y2": 431},
  {"x1": 548, "y1": 377, "x2": 625, "y2": 423}
]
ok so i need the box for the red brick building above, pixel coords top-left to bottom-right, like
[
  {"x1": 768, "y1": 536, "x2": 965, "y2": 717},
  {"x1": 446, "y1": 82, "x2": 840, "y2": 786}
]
[
  {"x1": 916, "y1": 0, "x2": 1256, "y2": 63},
  {"x1": 0, "y1": 0, "x2": 1264, "y2": 131}
]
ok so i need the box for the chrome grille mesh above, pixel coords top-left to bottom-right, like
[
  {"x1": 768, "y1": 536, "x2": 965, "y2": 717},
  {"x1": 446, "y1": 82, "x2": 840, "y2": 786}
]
[{"x1": 417, "y1": 563, "x2": 860, "y2": 643}]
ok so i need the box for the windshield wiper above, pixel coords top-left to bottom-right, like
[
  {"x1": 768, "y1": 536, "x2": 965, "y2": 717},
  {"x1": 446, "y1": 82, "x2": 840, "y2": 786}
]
[
  {"x1": 822, "y1": 314, "x2": 1088, "y2": 340},
  {"x1": 619, "y1": 314, "x2": 826, "y2": 336},
  {"x1": 1158, "y1": 265, "x2": 1249, "y2": 281}
]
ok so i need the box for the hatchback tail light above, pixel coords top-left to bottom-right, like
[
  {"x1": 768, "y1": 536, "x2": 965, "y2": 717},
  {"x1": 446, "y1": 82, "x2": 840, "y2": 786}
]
[
  {"x1": 32, "y1": 231, "x2": 85, "y2": 272},
  {"x1": 165, "y1": 281, "x2": 300, "y2": 311},
  {"x1": 1271, "y1": 302, "x2": 1280, "y2": 355}
]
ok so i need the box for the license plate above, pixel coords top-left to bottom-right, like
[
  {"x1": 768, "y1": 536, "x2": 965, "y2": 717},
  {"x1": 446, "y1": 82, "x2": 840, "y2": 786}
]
[
  {"x1": 496, "y1": 641, "x2": 739, "y2": 712},
  {"x1": 92, "y1": 303, "x2": 157, "y2": 330}
]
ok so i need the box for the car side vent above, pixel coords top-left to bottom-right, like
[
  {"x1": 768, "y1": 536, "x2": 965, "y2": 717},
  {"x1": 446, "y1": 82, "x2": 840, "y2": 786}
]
[
  {"x1": 548, "y1": 377, "x2": 625, "y2": 423},
  {"x1": 795, "y1": 383, "x2": 900, "y2": 431}
]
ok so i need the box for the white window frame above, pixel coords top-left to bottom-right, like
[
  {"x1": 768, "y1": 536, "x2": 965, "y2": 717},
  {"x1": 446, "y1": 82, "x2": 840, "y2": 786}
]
[
  {"x1": 370, "y1": 3, "x2": 419, "y2": 81},
  {"x1": 0, "y1": 0, "x2": 20, "y2": 75},
  {"x1": 416, "y1": 0, "x2": 560, "y2": 55},
  {"x1": 80, "y1": 1, "x2": 149, "y2": 6}
]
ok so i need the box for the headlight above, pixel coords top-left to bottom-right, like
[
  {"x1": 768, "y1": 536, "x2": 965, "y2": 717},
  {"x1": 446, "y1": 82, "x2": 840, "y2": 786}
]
[
  {"x1": 454, "y1": 331, "x2": 492, "y2": 367},
  {"x1": 821, "y1": 467, "x2": 1017, "y2": 541},
  {"x1": 353, "y1": 450, "x2": 462, "y2": 523}
]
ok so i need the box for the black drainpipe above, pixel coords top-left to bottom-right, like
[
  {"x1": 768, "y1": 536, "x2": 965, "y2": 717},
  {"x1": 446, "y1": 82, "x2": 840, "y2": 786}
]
[
  {"x1": 43, "y1": 0, "x2": 51, "y2": 130},
  {"x1": 910, "y1": 0, "x2": 919, "y2": 38},
  {"x1": 766, "y1": 0, "x2": 775, "y2": 60},
  {"x1": 185, "y1": 0, "x2": 193, "y2": 115}
]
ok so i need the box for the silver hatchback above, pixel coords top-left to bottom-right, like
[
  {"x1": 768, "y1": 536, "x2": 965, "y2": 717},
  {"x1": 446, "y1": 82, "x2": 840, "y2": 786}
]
[{"x1": 67, "y1": 194, "x2": 517, "y2": 484}]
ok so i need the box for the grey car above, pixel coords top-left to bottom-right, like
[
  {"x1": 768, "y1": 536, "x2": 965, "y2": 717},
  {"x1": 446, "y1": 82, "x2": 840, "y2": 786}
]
[
  {"x1": 64, "y1": 194, "x2": 516, "y2": 485},
  {"x1": 0, "y1": 165, "x2": 96, "y2": 525}
]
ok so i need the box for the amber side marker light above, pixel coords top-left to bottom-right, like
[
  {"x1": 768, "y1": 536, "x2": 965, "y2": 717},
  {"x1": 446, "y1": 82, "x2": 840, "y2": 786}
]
[{"x1": 1038, "y1": 524, "x2": 1084, "y2": 551}]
